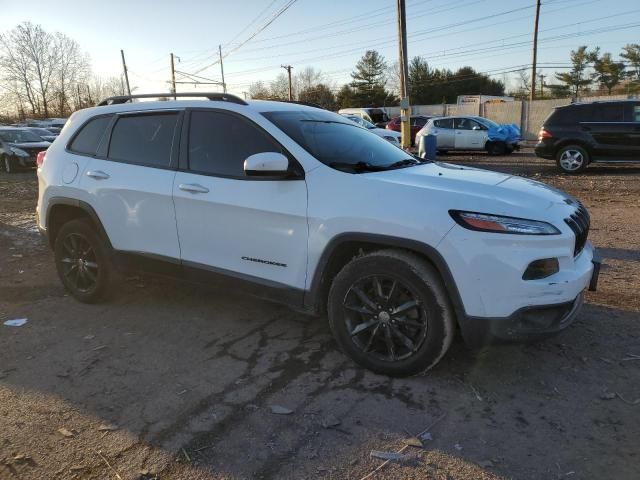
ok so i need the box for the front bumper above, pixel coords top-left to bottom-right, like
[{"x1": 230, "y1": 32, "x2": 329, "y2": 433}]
[
  {"x1": 458, "y1": 250, "x2": 600, "y2": 346},
  {"x1": 459, "y1": 292, "x2": 584, "y2": 346}
]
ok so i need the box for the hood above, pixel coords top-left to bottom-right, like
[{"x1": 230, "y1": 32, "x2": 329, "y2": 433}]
[{"x1": 367, "y1": 162, "x2": 577, "y2": 219}]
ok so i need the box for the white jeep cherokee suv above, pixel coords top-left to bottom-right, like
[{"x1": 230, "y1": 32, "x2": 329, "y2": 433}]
[{"x1": 36, "y1": 93, "x2": 599, "y2": 377}]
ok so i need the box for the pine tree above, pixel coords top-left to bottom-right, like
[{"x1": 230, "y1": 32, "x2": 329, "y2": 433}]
[{"x1": 350, "y1": 50, "x2": 394, "y2": 106}]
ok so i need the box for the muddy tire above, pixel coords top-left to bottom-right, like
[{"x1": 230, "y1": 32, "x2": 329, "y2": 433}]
[
  {"x1": 54, "y1": 218, "x2": 115, "y2": 303},
  {"x1": 327, "y1": 249, "x2": 455, "y2": 377}
]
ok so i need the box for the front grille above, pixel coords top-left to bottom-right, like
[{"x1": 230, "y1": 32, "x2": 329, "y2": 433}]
[{"x1": 564, "y1": 203, "x2": 590, "y2": 256}]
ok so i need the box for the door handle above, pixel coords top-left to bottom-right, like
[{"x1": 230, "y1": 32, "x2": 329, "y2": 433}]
[
  {"x1": 179, "y1": 183, "x2": 209, "y2": 194},
  {"x1": 86, "y1": 170, "x2": 110, "y2": 180}
]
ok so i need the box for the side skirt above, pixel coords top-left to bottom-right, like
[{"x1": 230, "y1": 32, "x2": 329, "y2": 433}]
[{"x1": 113, "y1": 251, "x2": 307, "y2": 311}]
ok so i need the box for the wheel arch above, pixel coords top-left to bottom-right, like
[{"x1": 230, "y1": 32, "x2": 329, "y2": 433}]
[
  {"x1": 46, "y1": 198, "x2": 112, "y2": 250},
  {"x1": 305, "y1": 233, "x2": 466, "y2": 323},
  {"x1": 555, "y1": 140, "x2": 592, "y2": 162}
]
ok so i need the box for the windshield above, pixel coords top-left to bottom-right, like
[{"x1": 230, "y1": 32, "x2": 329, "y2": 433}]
[
  {"x1": 263, "y1": 110, "x2": 420, "y2": 173},
  {"x1": 344, "y1": 115, "x2": 376, "y2": 129},
  {"x1": 0, "y1": 129, "x2": 44, "y2": 143},
  {"x1": 367, "y1": 109, "x2": 389, "y2": 123}
]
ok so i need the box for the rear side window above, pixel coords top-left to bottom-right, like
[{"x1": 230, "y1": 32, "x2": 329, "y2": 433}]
[
  {"x1": 69, "y1": 116, "x2": 111, "y2": 155},
  {"x1": 585, "y1": 104, "x2": 624, "y2": 122},
  {"x1": 188, "y1": 110, "x2": 283, "y2": 177},
  {"x1": 108, "y1": 113, "x2": 178, "y2": 168},
  {"x1": 546, "y1": 107, "x2": 580, "y2": 126},
  {"x1": 433, "y1": 118, "x2": 454, "y2": 129}
]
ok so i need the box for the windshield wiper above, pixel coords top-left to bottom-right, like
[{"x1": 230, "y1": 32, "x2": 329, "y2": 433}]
[
  {"x1": 387, "y1": 158, "x2": 422, "y2": 169},
  {"x1": 329, "y1": 161, "x2": 388, "y2": 173}
]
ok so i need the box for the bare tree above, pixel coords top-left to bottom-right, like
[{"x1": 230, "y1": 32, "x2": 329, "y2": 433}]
[
  {"x1": 1, "y1": 22, "x2": 59, "y2": 116},
  {"x1": 248, "y1": 80, "x2": 270, "y2": 99},
  {"x1": 53, "y1": 33, "x2": 90, "y2": 115}
]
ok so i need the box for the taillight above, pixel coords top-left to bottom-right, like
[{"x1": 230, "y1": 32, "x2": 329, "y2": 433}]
[
  {"x1": 538, "y1": 128, "x2": 552, "y2": 141},
  {"x1": 36, "y1": 151, "x2": 47, "y2": 167}
]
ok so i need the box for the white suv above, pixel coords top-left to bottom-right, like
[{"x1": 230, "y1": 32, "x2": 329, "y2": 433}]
[{"x1": 36, "y1": 93, "x2": 599, "y2": 377}]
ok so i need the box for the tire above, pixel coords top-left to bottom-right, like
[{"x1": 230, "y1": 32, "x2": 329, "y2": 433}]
[
  {"x1": 54, "y1": 218, "x2": 115, "y2": 303},
  {"x1": 327, "y1": 249, "x2": 455, "y2": 377},
  {"x1": 486, "y1": 141, "x2": 505, "y2": 155},
  {"x1": 556, "y1": 145, "x2": 589, "y2": 174}
]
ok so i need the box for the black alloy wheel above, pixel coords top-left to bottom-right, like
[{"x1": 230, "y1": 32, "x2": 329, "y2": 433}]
[{"x1": 342, "y1": 275, "x2": 427, "y2": 362}]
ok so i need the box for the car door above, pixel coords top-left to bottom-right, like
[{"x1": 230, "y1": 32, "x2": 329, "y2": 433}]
[
  {"x1": 623, "y1": 102, "x2": 640, "y2": 157},
  {"x1": 172, "y1": 109, "x2": 308, "y2": 297},
  {"x1": 431, "y1": 118, "x2": 455, "y2": 148},
  {"x1": 79, "y1": 110, "x2": 182, "y2": 261},
  {"x1": 582, "y1": 103, "x2": 631, "y2": 160},
  {"x1": 454, "y1": 117, "x2": 487, "y2": 150}
]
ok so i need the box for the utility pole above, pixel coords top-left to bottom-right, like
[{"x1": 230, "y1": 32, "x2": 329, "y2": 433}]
[
  {"x1": 397, "y1": 0, "x2": 411, "y2": 149},
  {"x1": 281, "y1": 65, "x2": 293, "y2": 101},
  {"x1": 170, "y1": 53, "x2": 177, "y2": 100},
  {"x1": 219, "y1": 45, "x2": 227, "y2": 93},
  {"x1": 242, "y1": 91, "x2": 248, "y2": 100},
  {"x1": 530, "y1": 0, "x2": 541, "y2": 102},
  {"x1": 539, "y1": 73, "x2": 545, "y2": 98},
  {"x1": 120, "y1": 49, "x2": 131, "y2": 97}
]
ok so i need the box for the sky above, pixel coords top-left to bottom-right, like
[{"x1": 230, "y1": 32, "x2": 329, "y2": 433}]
[{"x1": 2, "y1": 0, "x2": 639, "y2": 98}]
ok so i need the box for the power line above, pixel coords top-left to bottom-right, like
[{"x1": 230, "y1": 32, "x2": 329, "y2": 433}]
[{"x1": 187, "y1": 0, "x2": 298, "y2": 77}]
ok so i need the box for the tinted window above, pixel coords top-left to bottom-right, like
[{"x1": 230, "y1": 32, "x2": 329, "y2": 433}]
[
  {"x1": 585, "y1": 103, "x2": 624, "y2": 122},
  {"x1": 433, "y1": 118, "x2": 454, "y2": 129},
  {"x1": 69, "y1": 116, "x2": 111, "y2": 155},
  {"x1": 413, "y1": 117, "x2": 428, "y2": 127},
  {"x1": 547, "y1": 107, "x2": 579, "y2": 126},
  {"x1": 263, "y1": 110, "x2": 418, "y2": 173},
  {"x1": 108, "y1": 113, "x2": 178, "y2": 167},
  {"x1": 188, "y1": 111, "x2": 282, "y2": 177},
  {"x1": 631, "y1": 105, "x2": 640, "y2": 122}
]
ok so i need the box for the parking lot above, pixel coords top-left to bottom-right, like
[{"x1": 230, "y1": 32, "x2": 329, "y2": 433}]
[{"x1": 1, "y1": 148, "x2": 639, "y2": 480}]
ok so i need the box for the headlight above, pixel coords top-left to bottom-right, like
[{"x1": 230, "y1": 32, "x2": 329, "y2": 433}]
[{"x1": 450, "y1": 210, "x2": 560, "y2": 235}]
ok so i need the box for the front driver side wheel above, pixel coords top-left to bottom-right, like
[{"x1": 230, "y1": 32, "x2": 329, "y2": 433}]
[
  {"x1": 327, "y1": 249, "x2": 455, "y2": 377},
  {"x1": 556, "y1": 145, "x2": 589, "y2": 173}
]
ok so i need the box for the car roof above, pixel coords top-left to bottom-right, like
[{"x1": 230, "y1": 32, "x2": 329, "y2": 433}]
[
  {"x1": 79, "y1": 98, "x2": 323, "y2": 117},
  {"x1": 558, "y1": 99, "x2": 639, "y2": 109}
]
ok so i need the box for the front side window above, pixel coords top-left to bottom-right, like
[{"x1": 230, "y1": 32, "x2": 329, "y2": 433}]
[
  {"x1": 188, "y1": 110, "x2": 283, "y2": 177},
  {"x1": 69, "y1": 116, "x2": 112, "y2": 155},
  {"x1": 263, "y1": 109, "x2": 421, "y2": 174},
  {"x1": 108, "y1": 113, "x2": 178, "y2": 168}
]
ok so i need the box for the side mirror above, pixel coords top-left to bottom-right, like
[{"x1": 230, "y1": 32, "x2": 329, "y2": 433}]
[{"x1": 244, "y1": 152, "x2": 290, "y2": 177}]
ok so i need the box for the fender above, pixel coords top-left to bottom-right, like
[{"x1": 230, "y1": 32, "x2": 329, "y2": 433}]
[
  {"x1": 45, "y1": 197, "x2": 113, "y2": 249},
  {"x1": 304, "y1": 232, "x2": 467, "y2": 322}
]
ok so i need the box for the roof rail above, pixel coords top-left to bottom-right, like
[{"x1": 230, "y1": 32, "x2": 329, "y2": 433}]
[{"x1": 96, "y1": 92, "x2": 248, "y2": 107}]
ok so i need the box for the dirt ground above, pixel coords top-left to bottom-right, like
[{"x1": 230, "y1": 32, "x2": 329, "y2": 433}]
[{"x1": 1, "y1": 148, "x2": 639, "y2": 480}]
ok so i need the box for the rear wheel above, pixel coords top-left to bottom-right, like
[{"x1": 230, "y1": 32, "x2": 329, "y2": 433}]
[
  {"x1": 556, "y1": 145, "x2": 589, "y2": 173},
  {"x1": 327, "y1": 250, "x2": 455, "y2": 377},
  {"x1": 486, "y1": 141, "x2": 506, "y2": 155},
  {"x1": 54, "y1": 218, "x2": 115, "y2": 303}
]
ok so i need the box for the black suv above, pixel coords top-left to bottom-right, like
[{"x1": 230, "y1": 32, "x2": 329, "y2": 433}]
[{"x1": 535, "y1": 100, "x2": 640, "y2": 173}]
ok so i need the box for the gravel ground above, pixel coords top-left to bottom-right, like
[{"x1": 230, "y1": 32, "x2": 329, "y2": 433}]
[{"x1": 1, "y1": 148, "x2": 639, "y2": 480}]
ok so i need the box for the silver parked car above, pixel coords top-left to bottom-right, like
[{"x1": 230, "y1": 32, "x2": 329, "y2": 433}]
[{"x1": 416, "y1": 116, "x2": 519, "y2": 156}]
